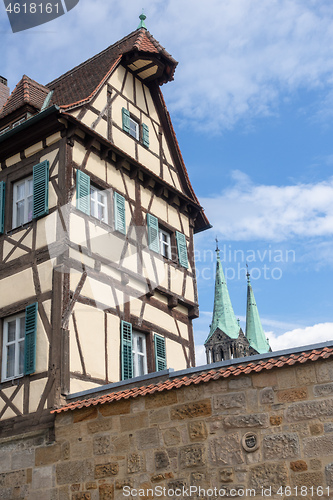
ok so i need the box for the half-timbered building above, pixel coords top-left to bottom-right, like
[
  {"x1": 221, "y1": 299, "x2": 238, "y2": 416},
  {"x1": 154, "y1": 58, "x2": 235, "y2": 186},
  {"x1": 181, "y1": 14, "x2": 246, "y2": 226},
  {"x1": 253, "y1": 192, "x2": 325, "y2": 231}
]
[{"x1": 0, "y1": 16, "x2": 209, "y2": 437}]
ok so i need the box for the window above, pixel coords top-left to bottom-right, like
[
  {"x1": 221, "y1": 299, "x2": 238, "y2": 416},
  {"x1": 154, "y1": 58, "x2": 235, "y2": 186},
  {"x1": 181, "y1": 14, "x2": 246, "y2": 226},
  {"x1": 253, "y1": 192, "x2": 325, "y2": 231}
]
[
  {"x1": 2, "y1": 313, "x2": 25, "y2": 381},
  {"x1": 132, "y1": 331, "x2": 148, "y2": 378},
  {"x1": 129, "y1": 117, "x2": 139, "y2": 140},
  {"x1": 159, "y1": 229, "x2": 171, "y2": 259},
  {"x1": 122, "y1": 107, "x2": 149, "y2": 147},
  {"x1": 90, "y1": 185, "x2": 108, "y2": 223},
  {"x1": 12, "y1": 176, "x2": 33, "y2": 227},
  {"x1": 1, "y1": 303, "x2": 37, "y2": 382}
]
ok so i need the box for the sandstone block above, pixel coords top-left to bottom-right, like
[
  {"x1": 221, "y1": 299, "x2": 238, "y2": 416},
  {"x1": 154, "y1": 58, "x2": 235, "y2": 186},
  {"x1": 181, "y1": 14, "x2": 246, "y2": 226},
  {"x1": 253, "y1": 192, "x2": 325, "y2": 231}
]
[
  {"x1": 155, "y1": 451, "x2": 169, "y2": 469},
  {"x1": 120, "y1": 412, "x2": 148, "y2": 432},
  {"x1": 179, "y1": 444, "x2": 205, "y2": 469},
  {"x1": 168, "y1": 479, "x2": 187, "y2": 490},
  {"x1": 228, "y1": 377, "x2": 252, "y2": 390},
  {"x1": 224, "y1": 413, "x2": 269, "y2": 429},
  {"x1": 12, "y1": 449, "x2": 35, "y2": 469},
  {"x1": 286, "y1": 399, "x2": 333, "y2": 421},
  {"x1": 99, "y1": 399, "x2": 130, "y2": 417},
  {"x1": 127, "y1": 453, "x2": 145, "y2": 473},
  {"x1": 163, "y1": 427, "x2": 181, "y2": 446},
  {"x1": 314, "y1": 382, "x2": 333, "y2": 397},
  {"x1": 277, "y1": 368, "x2": 297, "y2": 389},
  {"x1": 145, "y1": 391, "x2": 177, "y2": 409},
  {"x1": 188, "y1": 421, "x2": 208, "y2": 440},
  {"x1": 213, "y1": 393, "x2": 245, "y2": 411},
  {"x1": 72, "y1": 494, "x2": 91, "y2": 500},
  {"x1": 310, "y1": 423, "x2": 323, "y2": 435},
  {"x1": 61, "y1": 442, "x2": 70, "y2": 461},
  {"x1": 270, "y1": 415, "x2": 282, "y2": 426},
  {"x1": 35, "y1": 444, "x2": 61, "y2": 466},
  {"x1": 291, "y1": 471, "x2": 323, "y2": 489},
  {"x1": 263, "y1": 433, "x2": 299, "y2": 460},
  {"x1": 310, "y1": 459, "x2": 321, "y2": 470},
  {"x1": 315, "y1": 360, "x2": 333, "y2": 382},
  {"x1": 209, "y1": 434, "x2": 244, "y2": 466},
  {"x1": 252, "y1": 371, "x2": 278, "y2": 388},
  {"x1": 325, "y1": 463, "x2": 333, "y2": 485},
  {"x1": 171, "y1": 400, "x2": 212, "y2": 420},
  {"x1": 56, "y1": 460, "x2": 94, "y2": 484},
  {"x1": 115, "y1": 480, "x2": 133, "y2": 489},
  {"x1": 178, "y1": 385, "x2": 204, "y2": 402},
  {"x1": 87, "y1": 419, "x2": 112, "y2": 434},
  {"x1": 303, "y1": 435, "x2": 333, "y2": 457},
  {"x1": 136, "y1": 428, "x2": 159, "y2": 449},
  {"x1": 277, "y1": 388, "x2": 307, "y2": 402},
  {"x1": 73, "y1": 407, "x2": 98, "y2": 423},
  {"x1": 220, "y1": 468, "x2": 234, "y2": 483},
  {"x1": 95, "y1": 463, "x2": 119, "y2": 478},
  {"x1": 86, "y1": 482, "x2": 97, "y2": 489},
  {"x1": 93, "y1": 435, "x2": 111, "y2": 455},
  {"x1": 99, "y1": 483, "x2": 114, "y2": 500},
  {"x1": 151, "y1": 474, "x2": 165, "y2": 482},
  {"x1": 290, "y1": 460, "x2": 307, "y2": 472},
  {"x1": 249, "y1": 463, "x2": 288, "y2": 492},
  {"x1": 295, "y1": 364, "x2": 317, "y2": 386},
  {"x1": 260, "y1": 388, "x2": 274, "y2": 404},
  {"x1": 32, "y1": 465, "x2": 54, "y2": 490},
  {"x1": 149, "y1": 407, "x2": 170, "y2": 424},
  {"x1": 0, "y1": 470, "x2": 26, "y2": 488}
]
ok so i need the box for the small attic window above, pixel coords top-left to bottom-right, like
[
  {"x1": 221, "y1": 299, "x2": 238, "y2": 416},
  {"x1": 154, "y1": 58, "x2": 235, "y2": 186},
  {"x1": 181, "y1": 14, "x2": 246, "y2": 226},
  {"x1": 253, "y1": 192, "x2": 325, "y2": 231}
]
[{"x1": 12, "y1": 117, "x2": 25, "y2": 128}]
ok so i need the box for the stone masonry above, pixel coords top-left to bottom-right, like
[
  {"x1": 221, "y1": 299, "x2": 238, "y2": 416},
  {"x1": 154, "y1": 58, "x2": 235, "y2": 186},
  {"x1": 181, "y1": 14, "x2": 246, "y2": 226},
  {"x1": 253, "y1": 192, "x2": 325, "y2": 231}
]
[{"x1": 1, "y1": 357, "x2": 333, "y2": 499}]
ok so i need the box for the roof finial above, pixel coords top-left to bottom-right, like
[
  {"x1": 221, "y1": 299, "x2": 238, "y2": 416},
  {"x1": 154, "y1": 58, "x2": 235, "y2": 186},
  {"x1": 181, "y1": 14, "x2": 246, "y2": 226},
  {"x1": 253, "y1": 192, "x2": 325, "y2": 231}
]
[
  {"x1": 137, "y1": 9, "x2": 147, "y2": 30},
  {"x1": 237, "y1": 318, "x2": 240, "y2": 327},
  {"x1": 215, "y1": 236, "x2": 219, "y2": 253},
  {"x1": 246, "y1": 262, "x2": 251, "y2": 283}
]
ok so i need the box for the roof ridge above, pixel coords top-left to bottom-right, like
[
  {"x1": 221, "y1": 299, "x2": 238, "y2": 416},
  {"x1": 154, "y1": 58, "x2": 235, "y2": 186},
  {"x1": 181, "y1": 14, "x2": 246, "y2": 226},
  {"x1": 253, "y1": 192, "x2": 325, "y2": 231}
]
[{"x1": 47, "y1": 29, "x2": 142, "y2": 88}]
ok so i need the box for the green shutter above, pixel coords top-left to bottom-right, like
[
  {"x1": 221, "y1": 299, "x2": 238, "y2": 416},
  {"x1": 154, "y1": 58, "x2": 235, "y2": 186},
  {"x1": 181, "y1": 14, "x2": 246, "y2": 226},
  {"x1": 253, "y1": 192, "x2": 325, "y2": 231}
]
[
  {"x1": 142, "y1": 123, "x2": 149, "y2": 147},
  {"x1": 24, "y1": 302, "x2": 38, "y2": 375},
  {"x1": 76, "y1": 170, "x2": 91, "y2": 215},
  {"x1": 176, "y1": 231, "x2": 189, "y2": 268},
  {"x1": 147, "y1": 213, "x2": 159, "y2": 253},
  {"x1": 122, "y1": 107, "x2": 130, "y2": 133},
  {"x1": 33, "y1": 161, "x2": 49, "y2": 219},
  {"x1": 0, "y1": 181, "x2": 5, "y2": 234},
  {"x1": 154, "y1": 334, "x2": 166, "y2": 371},
  {"x1": 114, "y1": 192, "x2": 126, "y2": 234},
  {"x1": 121, "y1": 321, "x2": 133, "y2": 380}
]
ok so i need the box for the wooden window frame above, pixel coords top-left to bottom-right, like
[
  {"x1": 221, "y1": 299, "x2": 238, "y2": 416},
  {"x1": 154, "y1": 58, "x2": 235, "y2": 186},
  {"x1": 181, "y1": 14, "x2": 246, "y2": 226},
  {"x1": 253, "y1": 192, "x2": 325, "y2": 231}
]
[
  {"x1": 1, "y1": 312, "x2": 25, "y2": 382},
  {"x1": 12, "y1": 175, "x2": 33, "y2": 229},
  {"x1": 132, "y1": 330, "x2": 148, "y2": 378}
]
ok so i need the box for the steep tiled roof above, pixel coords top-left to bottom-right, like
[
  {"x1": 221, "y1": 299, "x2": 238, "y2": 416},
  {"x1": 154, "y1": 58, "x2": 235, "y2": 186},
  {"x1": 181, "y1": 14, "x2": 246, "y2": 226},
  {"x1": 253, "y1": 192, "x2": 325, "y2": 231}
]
[
  {"x1": 47, "y1": 28, "x2": 177, "y2": 109},
  {"x1": 52, "y1": 344, "x2": 333, "y2": 414},
  {"x1": 0, "y1": 75, "x2": 49, "y2": 119}
]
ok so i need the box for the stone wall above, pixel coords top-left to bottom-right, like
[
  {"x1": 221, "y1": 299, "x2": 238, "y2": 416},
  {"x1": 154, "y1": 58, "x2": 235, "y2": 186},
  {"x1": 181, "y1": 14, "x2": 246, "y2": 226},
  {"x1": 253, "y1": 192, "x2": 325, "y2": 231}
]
[{"x1": 1, "y1": 358, "x2": 333, "y2": 499}]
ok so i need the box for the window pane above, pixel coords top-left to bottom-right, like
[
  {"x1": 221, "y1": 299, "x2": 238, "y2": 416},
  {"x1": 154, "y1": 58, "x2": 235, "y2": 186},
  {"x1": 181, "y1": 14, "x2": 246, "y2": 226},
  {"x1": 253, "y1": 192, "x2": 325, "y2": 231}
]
[
  {"x1": 27, "y1": 179, "x2": 33, "y2": 196},
  {"x1": 17, "y1": 183, "x2": 25, "y2": 201},
  {"x1": 19, "y1": 340, "x2": 25, "y2": 375},
  {"x1": 7, "y1": 320, "x2": 16, "y2": 342},
  {"x1": 27, "y1": 195, "x2": 33, "y2": 222},
  {"x1": 19, "y1": 317, "x2": 25, "y2": 339},
  {"x1": 137, "y1": 337, "x2": 143, "y2": 352},
  {"x1": 138, "y1": 355, "x2": 144, "y2": 376},
  {"x1": 6, "y1": 344, "x2": 15, "y2": 378},
  {"x1": 16, "y1": 200, "x2": 25, "y2": 225}
]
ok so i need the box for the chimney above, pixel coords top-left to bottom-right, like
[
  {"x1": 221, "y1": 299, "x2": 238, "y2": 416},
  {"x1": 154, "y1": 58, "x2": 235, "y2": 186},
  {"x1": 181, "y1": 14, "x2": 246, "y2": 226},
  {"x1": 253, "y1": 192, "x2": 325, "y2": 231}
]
[{"x1": 0, "y1": 76, "x2": 10, "y2": 112}]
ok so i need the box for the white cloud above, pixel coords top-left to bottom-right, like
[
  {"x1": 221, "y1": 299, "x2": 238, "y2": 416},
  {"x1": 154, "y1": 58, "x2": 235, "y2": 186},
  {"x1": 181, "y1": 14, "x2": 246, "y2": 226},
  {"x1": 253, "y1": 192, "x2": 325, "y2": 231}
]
[
  {"x1": 200, "y1": 172, "x2": 333, "y2": 241},
  {"x1": 195, "y1": 322, "x2": 333, "y2": 367},
  {"x1": 3, "y1": 0, "x2": 333, "y2": 131},
  {"x1": 267, "y1": 322, "x2": 333, "y2": 351}
]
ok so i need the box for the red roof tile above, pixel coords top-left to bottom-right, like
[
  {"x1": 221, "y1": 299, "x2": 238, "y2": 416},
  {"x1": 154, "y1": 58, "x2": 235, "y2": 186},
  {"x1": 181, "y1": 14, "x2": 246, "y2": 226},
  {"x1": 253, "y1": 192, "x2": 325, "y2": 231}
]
[
  {"x1": 52, "y1": 345, "x2": 333, "y2": 415},
  {"x1": 47, "y1": 29, "x2": 177, "y2": 110},
  {"x1": 0, "y1": 75, "x2": 49, "y2": 119}
]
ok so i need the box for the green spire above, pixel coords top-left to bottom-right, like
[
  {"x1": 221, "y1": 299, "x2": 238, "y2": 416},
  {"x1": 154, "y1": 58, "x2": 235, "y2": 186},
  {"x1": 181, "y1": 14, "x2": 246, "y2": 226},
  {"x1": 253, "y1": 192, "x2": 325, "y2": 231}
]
[
  {"x1": 205, "y1": 242, "x2": 240, "y2": 343},
  {"x1": 137, "y1": 11, "x2": 147, "y2": 29},
  {"x1": 245, "y1": 270, "x2": 270, "y2": 354}
]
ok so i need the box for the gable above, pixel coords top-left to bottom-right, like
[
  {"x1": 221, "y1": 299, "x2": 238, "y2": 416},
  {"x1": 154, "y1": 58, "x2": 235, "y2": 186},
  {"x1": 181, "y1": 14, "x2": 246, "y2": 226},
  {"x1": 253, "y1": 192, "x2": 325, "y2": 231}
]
[{"x1": 68, "y1": 64, "x2": 191, "y2": 197}]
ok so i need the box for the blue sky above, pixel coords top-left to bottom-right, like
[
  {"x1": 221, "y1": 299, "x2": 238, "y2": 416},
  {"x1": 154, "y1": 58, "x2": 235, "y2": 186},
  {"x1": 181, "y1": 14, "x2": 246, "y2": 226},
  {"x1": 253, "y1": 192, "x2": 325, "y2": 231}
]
[{"x1": 1, "y1": 0, "x2": 333, "y2": 365}]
